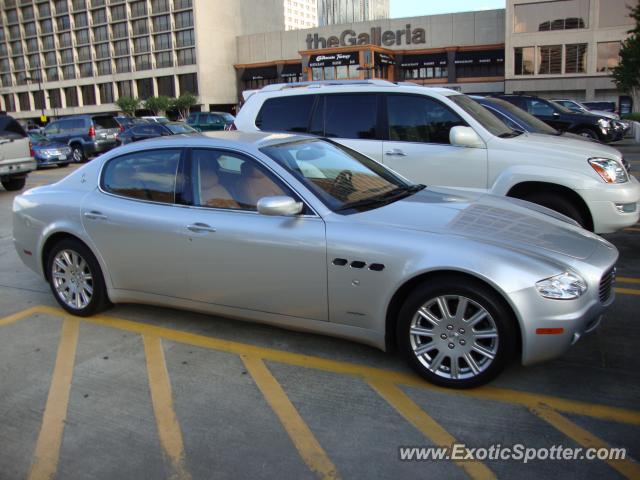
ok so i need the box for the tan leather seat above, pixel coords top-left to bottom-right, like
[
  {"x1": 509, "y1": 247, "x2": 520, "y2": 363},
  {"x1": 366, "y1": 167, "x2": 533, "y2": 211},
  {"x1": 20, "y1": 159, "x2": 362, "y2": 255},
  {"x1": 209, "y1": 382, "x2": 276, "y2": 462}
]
[
  {"x1": 199, "y1": 161, "x2": 240, "y2": 209},
  {"x1": 236, "y1": 162, "x2": 284, "y2": 208}
]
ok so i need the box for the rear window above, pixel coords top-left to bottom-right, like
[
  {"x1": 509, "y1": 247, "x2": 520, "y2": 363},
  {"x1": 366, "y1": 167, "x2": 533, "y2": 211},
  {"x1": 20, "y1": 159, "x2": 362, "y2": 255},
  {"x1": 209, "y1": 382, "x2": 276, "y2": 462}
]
[
  {"x1": 92, "y1": 115, "x2": 119, "y2": 129},
  {"x1": 255, "y1": 95, "x2": 315, "y2": 133},
  {"x1": 0, "y1": 117, "x2": 27, "y2": 139}
]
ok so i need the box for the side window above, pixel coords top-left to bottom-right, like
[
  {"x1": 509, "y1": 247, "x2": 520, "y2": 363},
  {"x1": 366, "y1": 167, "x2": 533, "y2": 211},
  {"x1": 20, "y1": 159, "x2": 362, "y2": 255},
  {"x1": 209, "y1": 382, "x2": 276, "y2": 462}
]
[
  {"x1": 102, "y1": 149, "x2": 181, "y2": 203},
  {"x1": 529, "y1": 99, "x2": 554, "y2": 116},
  {"x1": 255, "y1": 95, "x2": 315, "y2": 133},
  {"x1": 0, "y1": 118, "x2": 27, "y2": 139},
  {"x1": 387, "y1": 95, "x2": 465, "y2": 144},
  {"x1": 186, "y1": 113, "x2": 197, "y2": 124},
  {"x1": 57, "y1": 121, "x2": 73, "y2": 133},
  {"x1": 44, "y1": 122, "x2": 60, "y2": 135},
  {"x1": 191, "y1": 149, "x2": 288, "y2": 211},
  {"x1": 492, "y1": 110, "x2": 521, "y2": 131},
  {"x1": 324, "y1": 94, "x2": 377, "y2": 139}
]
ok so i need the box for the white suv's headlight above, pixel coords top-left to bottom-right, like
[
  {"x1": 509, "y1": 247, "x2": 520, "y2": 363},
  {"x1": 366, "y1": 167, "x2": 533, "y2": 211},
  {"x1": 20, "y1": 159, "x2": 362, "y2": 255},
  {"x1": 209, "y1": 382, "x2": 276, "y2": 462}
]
[
  {"x1": 536, "y1": 272, "x2": 587, "y2": 299},
  {"x1": 588, "y1": 158, "x2": 628, "y2": 184}
]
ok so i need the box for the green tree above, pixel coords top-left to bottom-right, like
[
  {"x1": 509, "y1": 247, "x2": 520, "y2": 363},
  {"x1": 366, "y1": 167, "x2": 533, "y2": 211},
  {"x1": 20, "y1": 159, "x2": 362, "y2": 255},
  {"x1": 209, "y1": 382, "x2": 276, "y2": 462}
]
[
  {"x1": 611, "y1": 3, "x2": 640, "y2": 113},
  {"x1": 115, "y1": 96, "x2": 140, "y2": 116},
  {"x1": 144, "y1": 95, "x2": 172, "y2": 116},
  {"x1": 172, "y1": 92, "x2": 199, "y2": 120}
]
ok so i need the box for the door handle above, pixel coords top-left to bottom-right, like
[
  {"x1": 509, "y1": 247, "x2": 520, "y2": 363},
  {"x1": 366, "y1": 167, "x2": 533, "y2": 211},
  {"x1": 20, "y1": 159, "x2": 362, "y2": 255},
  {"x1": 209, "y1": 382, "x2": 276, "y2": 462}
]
[
  {"x1": 385, "y1": 149, "x2": 408, "y2": 156},
  {"x1": 83, "y1": 211, "x2": 107, "y2": 220},
  {"x1": 187, "y1": 222, "x2": 216, "y2": 233}
]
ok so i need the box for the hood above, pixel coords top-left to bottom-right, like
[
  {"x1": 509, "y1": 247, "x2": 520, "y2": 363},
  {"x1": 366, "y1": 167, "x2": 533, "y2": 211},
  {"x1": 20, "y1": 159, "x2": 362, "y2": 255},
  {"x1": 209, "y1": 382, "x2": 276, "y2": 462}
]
[
  {"x1": 32, "y1": 140, "x2": 68, "y2": 148},
  {"x1": 497, "y1": 132, "x2": 622, "y2": 161},
  {"x1": 352, "y1": 188, "x2": 610, "y2": 260},
  {"x1": 590, "y1": 110, "x2": 618, "y2": 120}
]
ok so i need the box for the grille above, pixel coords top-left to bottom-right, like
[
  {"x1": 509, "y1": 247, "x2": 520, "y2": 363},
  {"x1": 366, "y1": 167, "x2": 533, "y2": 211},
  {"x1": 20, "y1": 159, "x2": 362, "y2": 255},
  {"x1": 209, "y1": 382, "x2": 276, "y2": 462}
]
[{"x1": 599, "y1": 267, "x2": 616, "y2": 303}]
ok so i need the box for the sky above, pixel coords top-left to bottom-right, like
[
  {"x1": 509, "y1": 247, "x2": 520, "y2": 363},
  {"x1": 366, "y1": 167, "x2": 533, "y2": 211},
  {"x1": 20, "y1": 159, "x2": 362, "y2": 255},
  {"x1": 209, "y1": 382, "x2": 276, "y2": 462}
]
[{"x1": 390, "y1": 0, "x2": 506, "y2": 18}]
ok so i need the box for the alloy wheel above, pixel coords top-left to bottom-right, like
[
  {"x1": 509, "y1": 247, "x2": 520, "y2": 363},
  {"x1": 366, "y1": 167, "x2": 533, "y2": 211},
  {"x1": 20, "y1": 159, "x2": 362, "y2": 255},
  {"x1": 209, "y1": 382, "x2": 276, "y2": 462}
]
[{"x1": 51, "y1": 249, "x2": 94, "y2": 310}]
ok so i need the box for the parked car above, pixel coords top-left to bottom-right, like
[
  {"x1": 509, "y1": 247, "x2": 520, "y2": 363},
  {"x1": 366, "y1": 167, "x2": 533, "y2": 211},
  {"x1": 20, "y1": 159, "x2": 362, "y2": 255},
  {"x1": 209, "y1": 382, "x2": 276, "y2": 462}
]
[
  {"x1": 552, "y1": 99, "x2": 630, "y2": 141},
  {"x1": 27, "y1": 132, "x2": 72, "y2": 168},
  {"x1": 114, "y1": 116, "x2": 150, "y2": 131},
  {"x1": 234, "y1": 80, "x2": 639, "y2": 233},
  {"x1": 13, "y1": 132, "x2": 619, "y2": 388},
  {"x1": 493, "y1": 94, "x2": 615, "y2": 142},
  {"x1": 582, "y1": 101, "x2": 617, "y2": 113},
  {"x1": 42, "y1": 114, "x2": 120, "y2": 163},
  {"x1": 116, "y1": 122, "x2": 198, "y2": 145},
  {"x1": 187, "y1": 111, "x2": 235, "y2": 131},
  {"x1": 0, "y1": 115, "x2": 36, "y2": 191},
  {"x1": 142, "y1": 116, "x2": 170, "y2": 124}
]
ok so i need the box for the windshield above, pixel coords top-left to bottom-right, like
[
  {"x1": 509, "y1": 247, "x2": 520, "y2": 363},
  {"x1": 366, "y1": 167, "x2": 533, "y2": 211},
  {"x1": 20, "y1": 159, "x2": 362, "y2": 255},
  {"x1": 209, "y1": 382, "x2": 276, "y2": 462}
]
[
  {"x1": 261, "y1": 139, "x2": 418, "y2": 213},
  {"x1": 448, "y1": 95, "x2": 516, "y2": 138},
  {"x1": 166, "y1": 123, "x2": 196, "y2": 134},
  {"x1": 28, "y1": 132, "x2": 49, "y2": 142},
  {"x1": 485, "y1": 98, "x2": 559, "y2": 135},
  {"x1": 221, "y1": 113, "x2": 235, "y2": 122}
]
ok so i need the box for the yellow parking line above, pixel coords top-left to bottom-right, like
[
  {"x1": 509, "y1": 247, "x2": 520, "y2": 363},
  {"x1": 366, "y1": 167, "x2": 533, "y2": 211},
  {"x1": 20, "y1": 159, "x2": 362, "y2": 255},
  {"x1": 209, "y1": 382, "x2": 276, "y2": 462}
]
[
  {"x1": 29, "y1": 305, "x2": 640, "y2": 426},
  {"x1": 242, "y1": 355, "x2": 340, "y2": 480},
  {"x1": 0, "y1": 306, "x2": 47, "y2": 328},
  {"x1": 617, "y1": 277, "x2": 640, "y2": 284},
  {"x1": 368, "y1": 380, "x2": 495, "y2": 480},
  {"x1": 615, "y1": 288, "x2": 640, "y2": 296},
  {"x1": 28, "y1": 317, "x2": 80, "y2": 480},
  {"x1": 142, "y1": 335, "x2": 191, "y2": 480},
  {"x1": 531, "y1": 403, "x2": 640, "y2": 479}
]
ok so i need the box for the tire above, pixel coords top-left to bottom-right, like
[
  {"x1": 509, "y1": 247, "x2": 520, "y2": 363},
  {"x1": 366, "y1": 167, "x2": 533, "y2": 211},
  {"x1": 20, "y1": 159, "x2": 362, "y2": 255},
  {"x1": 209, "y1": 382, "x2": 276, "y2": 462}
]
[
  {"x1": 71, "y1": 145, "x2": 85, "y2": 163},
  {"x1": 46, "y1": 238, "x2": 110, "y2": 316},
  {"x1": 574, "y1": 128, "x2": 598, "y2": 140},
  {"x1": 1, "y1": 176, "x2": 26, "y2": 191},
  {"x1": 58, "y1": 163, "x2": 69, "y2": 168},
  {"x1": 396, "y1": 277, "x2": 517, "y2": 388},
  {"x1": 522, "y1": 192, "x2": 588, "y2": 229}
]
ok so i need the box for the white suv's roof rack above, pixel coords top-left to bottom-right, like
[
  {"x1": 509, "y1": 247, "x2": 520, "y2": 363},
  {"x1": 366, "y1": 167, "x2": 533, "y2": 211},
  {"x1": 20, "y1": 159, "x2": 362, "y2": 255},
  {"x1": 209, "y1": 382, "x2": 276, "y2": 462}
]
[{"x1": 259, "y1": 79, "x2": 397, "y2": 92}]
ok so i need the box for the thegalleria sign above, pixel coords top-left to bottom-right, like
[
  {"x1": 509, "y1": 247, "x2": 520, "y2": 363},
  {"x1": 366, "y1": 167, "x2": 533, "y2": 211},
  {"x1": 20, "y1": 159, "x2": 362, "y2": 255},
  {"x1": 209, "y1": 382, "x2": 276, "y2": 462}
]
[{"x1": 305, "y1": 24, "x2": 426, "y2": 49}]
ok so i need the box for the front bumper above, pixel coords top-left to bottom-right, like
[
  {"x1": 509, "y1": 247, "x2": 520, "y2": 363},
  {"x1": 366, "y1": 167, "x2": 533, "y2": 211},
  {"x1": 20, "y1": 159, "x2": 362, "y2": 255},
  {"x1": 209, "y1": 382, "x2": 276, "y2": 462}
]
[
  {"x1": 579, "y1": 174, "x2": 640, "y2": 233},
  {"x1": 35, "y1": 152, "x2": 71, "y2": 166}
]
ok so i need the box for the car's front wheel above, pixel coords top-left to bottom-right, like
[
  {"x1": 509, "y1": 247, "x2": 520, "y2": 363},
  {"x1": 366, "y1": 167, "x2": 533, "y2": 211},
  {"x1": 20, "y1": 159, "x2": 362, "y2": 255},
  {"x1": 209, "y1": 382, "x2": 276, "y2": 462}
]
[
  {"x1": 71, "y1": 145, "x2": 85, "y2": 163},
  {"x1": 397, "y1": 278, "x2": 516, "y2": 388},
  {"x1": 47, "y1": 238, "x2": 110, "y2": 316},
  {"x1": 1, "y1": 176, "x2": 26, "y2": 191}
]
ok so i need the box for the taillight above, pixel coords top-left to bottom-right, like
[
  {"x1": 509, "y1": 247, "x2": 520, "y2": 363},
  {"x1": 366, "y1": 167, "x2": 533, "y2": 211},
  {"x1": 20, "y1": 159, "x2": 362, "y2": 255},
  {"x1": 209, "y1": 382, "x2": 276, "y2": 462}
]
[
  {"x1": 88, "y1": 126, "x2": 96, "y2": 138},
  {"x1": 227, "y1": 122, "x2": 237, "y2": 131},
  {"x1": 29, "y1": 141, "x2": 34, "y2": 157},
  {"x1": 119, "y1": 124, "x2": 125, "y2": 132}
]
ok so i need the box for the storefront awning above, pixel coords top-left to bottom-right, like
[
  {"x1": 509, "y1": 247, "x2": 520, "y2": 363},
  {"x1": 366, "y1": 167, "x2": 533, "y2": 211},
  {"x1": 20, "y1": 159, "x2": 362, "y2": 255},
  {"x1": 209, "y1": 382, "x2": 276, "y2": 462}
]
[
  {"x1": 309, "y1": 52, "x2": 358, "y2": 68},
  {"x1": 281, "y1": 63, "x2": 302, "y2": 78},
  {"x1": 241, "y1": 65, "x2": 278, "y2": 81},
  {"x1": 400, "y1": 53, "x2": 447, "y2": 68},
  {"x1": 453, "y1": 50, "x2": 504, "y2": 65},
  {"x1": 375, "y1": 52, "x2": 395, "y2": 66}
]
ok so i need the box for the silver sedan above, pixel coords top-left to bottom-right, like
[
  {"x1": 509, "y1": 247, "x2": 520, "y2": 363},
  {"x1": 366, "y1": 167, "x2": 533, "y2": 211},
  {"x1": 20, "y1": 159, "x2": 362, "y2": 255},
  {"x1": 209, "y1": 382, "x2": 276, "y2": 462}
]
[{"x1": 12, "y1": 132, "x2": 618, "y2": 388}]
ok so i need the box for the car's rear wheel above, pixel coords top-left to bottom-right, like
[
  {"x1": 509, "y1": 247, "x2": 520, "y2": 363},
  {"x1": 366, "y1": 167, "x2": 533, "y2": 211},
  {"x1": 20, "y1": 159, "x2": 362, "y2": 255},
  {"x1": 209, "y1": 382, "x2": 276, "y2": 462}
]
[
  {"x1": 521, "y1": 192, "x2": 587, "y2": 229},
  {"x1": 1, "y1": 176, "x2": 26, "y2": 191},
  {"x1": 71, "y1": 145, "x2": 85, "y2": 163},
  {"x1": 397, "y1": 279, "x2": 516, "y2": 388},
  {"x1": 47, "y1": 238, "x2": 110, "y2": 316}
]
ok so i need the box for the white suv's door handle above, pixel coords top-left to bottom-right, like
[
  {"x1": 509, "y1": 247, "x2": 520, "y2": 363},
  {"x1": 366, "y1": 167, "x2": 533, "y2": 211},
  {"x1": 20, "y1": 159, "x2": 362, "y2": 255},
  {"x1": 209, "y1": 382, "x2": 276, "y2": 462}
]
[
  {"x1": 84, "y1": 211, "x2": 107, "y2": 220},
  {"x1": 187, "y1": 223, "x2": 216, "y2": 233},
  {"x1": 385, "y1": 149, "x2": 408, "y2": 156}
]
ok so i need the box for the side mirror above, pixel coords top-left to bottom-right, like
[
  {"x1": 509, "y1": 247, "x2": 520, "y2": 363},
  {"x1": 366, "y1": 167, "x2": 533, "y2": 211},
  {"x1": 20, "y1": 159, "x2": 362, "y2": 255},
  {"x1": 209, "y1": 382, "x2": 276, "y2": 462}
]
[
  {"x1": 257, "y1": 196, "x2": 303, "y2": 216},
  {"x1": 449, "y1": 126, "x2": 485, "y2": 148}
]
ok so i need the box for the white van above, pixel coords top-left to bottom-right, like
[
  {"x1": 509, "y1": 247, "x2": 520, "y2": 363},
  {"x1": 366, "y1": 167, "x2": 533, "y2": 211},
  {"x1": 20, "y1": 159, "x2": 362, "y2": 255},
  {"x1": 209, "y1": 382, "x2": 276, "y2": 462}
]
[{"x1": 234, "y1": 80, "x2": 639, "y2": 233}]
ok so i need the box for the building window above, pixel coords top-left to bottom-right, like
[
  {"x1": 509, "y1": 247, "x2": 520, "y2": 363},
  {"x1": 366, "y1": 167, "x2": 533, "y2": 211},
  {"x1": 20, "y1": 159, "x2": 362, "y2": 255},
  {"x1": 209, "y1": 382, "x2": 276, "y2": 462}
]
[
  {"x1": 10, "y1": 41, "x2": 23, "y2": 55},
  {"x1": 115, "y1": 57, "x2": 131, "y2": 73},
  {"x1": 3, "y1": 94, "x2": 16, "y2": 112},
  {"x1": 135, "y1": 54, "x2": 152, "y2": 71},
  {"x1": 599, "y1": 0, "x2": 635, "y2": 28},
  {"x1": 28, "y1": 54, "x2": 40, "y2": 69},
  {"x1": 26, "y1": 38, "x2": 39, "y2": 53},
  {"x1": 93, "y1": 26, "x2": 108, "y2": 42},
  {"x1": 58, "y1": 32, "x2": 72, "y2": 48},
  {"x1": 130, "y1": 1, "x2": 148, "y2": 17},
  {"x1": 157, "y1": 75, "x2": 175, "y2": 96},
  {"x1": 64, "y1": 87, "x2": 78, "y2": 107},
  {"x1": 40, "y1": 19, "x2": 54, "y2": 34},
  {"x1": 90, "y1": 0, "x2": 106, "y2": 7},
  {"x1": 48, "y1": 89, "x2": 62, "y2": 109},
  {"x1": 514, "y1": 46, "x2": 535, "y2": 75},
  {"x1": 174, "y1": 0, "x2": 193, "y2": 10},
  {"x1": 132, "y1": 19, "x2": 149, "y2": 36},
  {"x1": 111, "y1": 5, "x2": 127, "y2": 21},
  {"x1": 175, "y1": 29, "x2": 195, "y2": 48},
  {"x1": 98, "y1": 83, "x2": 114, "y2": 104},
  {"x1": 76, "y1": 29, "x2": 90, "y2": 46},
  {"x1": 155, "y1": 51, "x2": 173, "y2": 68},
  {"x1": 81, "y1": 85, "x2": 96, "y2": 105},
  {"x1": 597, "y1": 42, "x2": 621, "y2": 72},
  {"x1": 77, "y1": 46, "x2": 91, "y2": 62},
  {"x1": 1, "y1": 74, "x2": 13, "y2": 88},
  {"x1": 134, "y1": 36, "x2": 150, "y2": 54},
  {"x1": 112, "y1": 22, "x2": 128, "y2": 39},
  {"x1": 6, "y1": 10, "x2": 19, "y2": 24},
  {"x1": 9, "y1": 25, "x2": 20, "y2": 40},
  {"x1": 0, "y1": 59, "x2": 9, "y2": 73},
  {"x1": 44, "y1": 52, "x2": 57, "y2": 67},
  {"x1": 18, "y1": 92, "x2": 30, "y2": 111},
  {"x1": 13, "y1": 56, "x2": 26, "y2": 71},
  {"x1": 42, "y1": 35, "x2": 56, "y2": 51},
  {"x1": 79, "y1": 62, "x2": 93, "y2": 77},
  {"x1": 63, "y1": 65, "x2": 76, "y2": 80},
  {"x1": 92, "y1": 9, "x2": 107, "y2": 25},
  {"x1": 95, "y1": 43, "x2": 110, "y2": 59},
  {"x1": 136, "y1": 77, "x2": 154, "y2": 99},
  {"x1": 72, "y1": 0, "x2": 86, "y2": 11},
  {"x1": 46, "y1": 67, "x2": 59, "y2": 81},
  {"x1": 152, "y1": 15, "x2": 171, "y2": 33},
  {"x1": 514, "y1": 0, "x2": 589, "y2": 33},
  {"x1": 565, "y1": 44, "x2": 587, "y2": 73},
  {"x1": 22, "y1": 6, "x2": 35, "y2": 21},
  {"x1": 74, "y1": 12, "x2": 88, "y2": 28},
  {"x1": 113, "y1": 40, "x2": 129, "y2": 56},
  {"x1": 24, "y1": 22, "x2": 37, "y2": 38},
  {"x1": 38, "y1": 3, "x2": 52, "y2": 18},
  {"x1": 117, "y1": 80, "x2": 133, "y2": 98},
  {"x1": 56, "y1": 15, "x2": 71, "y2": 31},
  {"x1": 97, "y1": 59, "x2": 111, "y2": 75},
  {"x1": 178, "y1": 73, "x2": 198, "y2": 95},
  {"x1": 176, "y1": 48, "x2": 195, "y2": 66},
  {"x1": 538, "y1": 45, "x2": 562, "y2": 74},
  {"x1": 154, "y1": 33, "x2": 172, "y2": 51},
  {"x1": 175, "y1": 11, "x2": 193, "y2": 29},
  {"x1": 60, "y1": 49, "x2": 73, "y2": 64},
  {"x1": 33, "y1": 90, "x2": 45, "y2": 110},
  {"x1": 54, "y1": 0, "x2": 69, "y2": 15},
  {"x1": 152, "y1": 0, "x2": 170, "y2": 14}
]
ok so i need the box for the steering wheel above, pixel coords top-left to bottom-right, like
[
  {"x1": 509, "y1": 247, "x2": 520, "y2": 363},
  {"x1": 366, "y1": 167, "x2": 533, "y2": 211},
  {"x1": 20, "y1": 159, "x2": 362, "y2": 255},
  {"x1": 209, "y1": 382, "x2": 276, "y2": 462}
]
[{"x1": 330, "y1": 170, "x2": 354, "y2": 200}]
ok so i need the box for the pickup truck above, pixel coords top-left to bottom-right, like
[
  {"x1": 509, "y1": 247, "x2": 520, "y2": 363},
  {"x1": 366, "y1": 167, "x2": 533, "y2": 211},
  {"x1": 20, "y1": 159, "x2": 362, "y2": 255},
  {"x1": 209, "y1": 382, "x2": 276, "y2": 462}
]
[{"x1": 0, "y1": 115, "x2": 36, "y2": 191}]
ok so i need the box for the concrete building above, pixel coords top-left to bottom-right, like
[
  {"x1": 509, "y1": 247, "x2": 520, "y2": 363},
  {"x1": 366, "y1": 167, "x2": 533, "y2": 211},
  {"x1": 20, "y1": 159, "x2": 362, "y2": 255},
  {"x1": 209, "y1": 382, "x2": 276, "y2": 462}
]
[
  {"x1": 505, "y1": 0, "x2": 636, "y2": 106},
  {"x1": 317, "y1": 0, "x2": 389, "y2": 25},
  {"x1": 285, "y1": 0, "x2": 318, "y2": 31}
]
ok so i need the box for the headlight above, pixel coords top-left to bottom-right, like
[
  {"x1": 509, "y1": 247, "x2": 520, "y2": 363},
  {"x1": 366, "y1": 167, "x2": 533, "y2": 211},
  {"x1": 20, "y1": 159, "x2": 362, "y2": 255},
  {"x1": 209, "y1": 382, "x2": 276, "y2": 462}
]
[
  {"x1": 597, "y1": 118, "x2": 611, "y2": 130},
  {"x1": 536, "y1": 272, "x2": 587, "y2": 299},
  {"x1": 588, "y1": 158, "x2": 628, "y2": 183}
]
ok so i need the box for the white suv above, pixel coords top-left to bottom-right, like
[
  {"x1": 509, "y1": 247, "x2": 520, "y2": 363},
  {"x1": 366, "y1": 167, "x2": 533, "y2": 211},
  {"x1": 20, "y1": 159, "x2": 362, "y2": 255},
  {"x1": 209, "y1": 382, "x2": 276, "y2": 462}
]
[
  {"x1": 234, "y1": 80, "x2": 639, "y2": 233},
  {"x1": 0, "y1": 116, "x2": 36, "y2": 191}
]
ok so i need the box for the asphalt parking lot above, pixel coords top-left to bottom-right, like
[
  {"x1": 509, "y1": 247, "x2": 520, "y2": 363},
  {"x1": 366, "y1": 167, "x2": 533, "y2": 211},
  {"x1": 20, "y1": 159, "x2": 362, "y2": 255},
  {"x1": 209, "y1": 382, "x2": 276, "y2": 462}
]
[{"x1": 1, "y1": 143, "x2": 639, "y2": 480}]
